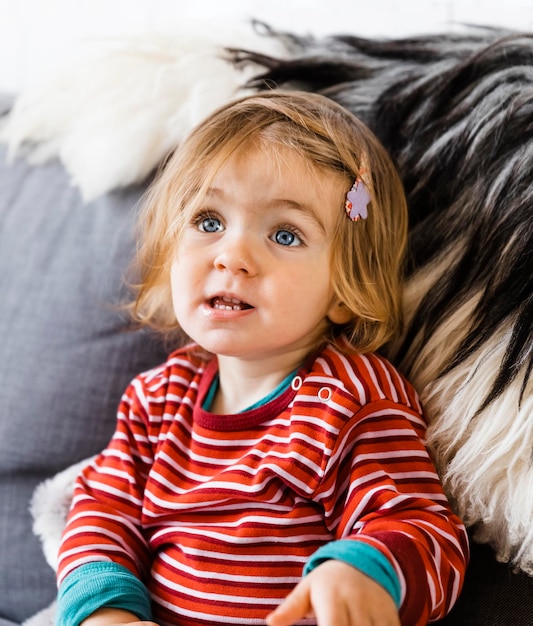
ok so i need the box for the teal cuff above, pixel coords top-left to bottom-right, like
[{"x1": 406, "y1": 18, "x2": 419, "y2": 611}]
[
  {"x1": 304, "y1": 539, "x2": 401, "y2": 607},
  {"x1": 56, "y1": 562, "x2": 152, "y2": 626}
]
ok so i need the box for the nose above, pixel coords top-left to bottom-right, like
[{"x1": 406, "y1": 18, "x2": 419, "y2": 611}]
[{"x1": 213, "y1": 234, "x2": 258, "y2": 276}]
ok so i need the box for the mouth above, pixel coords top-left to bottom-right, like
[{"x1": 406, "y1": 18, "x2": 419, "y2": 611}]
[{"x1": 209, "y1": 295, "x2": 253, "y2": 311}]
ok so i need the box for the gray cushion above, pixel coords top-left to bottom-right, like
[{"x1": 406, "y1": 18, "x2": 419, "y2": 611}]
[{"x1": 0, "y1": 133, "x2": 168, "y2": 622}]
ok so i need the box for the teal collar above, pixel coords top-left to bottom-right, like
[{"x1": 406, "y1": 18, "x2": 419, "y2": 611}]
[{"x1": 202, "y1": 369, "x2": 298, "y2": 413}]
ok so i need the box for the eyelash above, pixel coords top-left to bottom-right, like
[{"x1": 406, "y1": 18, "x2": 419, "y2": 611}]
[
  {"x1": 192, "y1": 211, "x2": 222, "y2": 232},
  {"x1": 271, "y1": 223, "x2": 306, "y2": 247},
  {"x1": 190, "y1": 212, "x2": 306, "y2": 246}
]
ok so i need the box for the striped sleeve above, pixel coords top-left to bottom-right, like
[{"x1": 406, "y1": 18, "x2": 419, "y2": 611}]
[
  {"x1": 56, "y1": 369, "x2": 162, "y2": 587},
  {"x1": 311, "y1": 350, "x2": 469, "y2": 625}
]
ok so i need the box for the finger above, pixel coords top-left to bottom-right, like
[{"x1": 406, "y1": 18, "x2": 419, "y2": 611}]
[{"x1": 266, "y1": 580, "x2": 313, "y2": 626}]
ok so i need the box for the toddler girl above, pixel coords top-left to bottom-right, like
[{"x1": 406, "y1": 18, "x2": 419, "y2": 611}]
[{"x1": 56, "y1": 91, "x2": 468, "y2": 626}]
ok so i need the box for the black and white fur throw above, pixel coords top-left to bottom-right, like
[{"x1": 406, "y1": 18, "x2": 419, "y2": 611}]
[{"x1": 230, "y1": 25, "x2": 533, "y2": 574}]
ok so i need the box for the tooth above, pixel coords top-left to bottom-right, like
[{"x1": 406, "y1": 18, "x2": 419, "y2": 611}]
[{"x1": 221, "y1": 296, "x2": 242, "y2": 304}]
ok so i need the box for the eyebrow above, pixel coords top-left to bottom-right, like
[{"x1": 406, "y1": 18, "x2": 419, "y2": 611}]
[
  {"x1": 206, "y1": 187, "x2": 328, "y2": 235},
  {"x1": 270, "y1": 198, "x2": 328, "y2": 234}
]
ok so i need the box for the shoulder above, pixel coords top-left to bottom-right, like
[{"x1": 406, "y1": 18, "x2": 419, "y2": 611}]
[
  {"x1": 123, "y1": 343, "x2": 211, "y2": 406},
  {"x1": 308, "y1": 343, "x2": 423, "y2": 414},
  {"x1": 289, "y1": 344, "x2": 427, "y2": 465}
]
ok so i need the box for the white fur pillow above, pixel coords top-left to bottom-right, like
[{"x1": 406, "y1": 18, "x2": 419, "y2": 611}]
[{"x1": 0, "y1": 21, "x2": 285, "y2": 201}]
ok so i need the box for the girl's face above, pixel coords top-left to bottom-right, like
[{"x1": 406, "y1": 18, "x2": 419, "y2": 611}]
[{"x1": 170, "y1": 143, "x2": 350, "y2": 371}]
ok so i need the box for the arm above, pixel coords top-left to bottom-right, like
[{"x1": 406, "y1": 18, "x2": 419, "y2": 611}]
[
  {"x1": 57, "y1": 375, "x2": 159, "y2": 626},
  {"x1": 272, "y1": 395, "x2": 468, "y2": 626}
]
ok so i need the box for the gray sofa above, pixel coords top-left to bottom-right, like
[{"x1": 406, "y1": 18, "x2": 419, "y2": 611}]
[{"x1": 0, "y1": 94, "x2": 168, "y2": 625}]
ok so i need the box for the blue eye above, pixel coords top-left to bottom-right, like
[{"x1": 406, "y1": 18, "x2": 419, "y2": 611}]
[
  {"x1": 198, "y1": 216, "x2": 223, "y2": 233},
  {"x1": 273, "y1": 229, "x2": 301, "y2": 247}
]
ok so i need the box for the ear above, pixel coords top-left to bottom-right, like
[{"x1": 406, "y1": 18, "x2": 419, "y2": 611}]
[{"x1": 327, "y1": 299, "x2": 353, "y2": 325}]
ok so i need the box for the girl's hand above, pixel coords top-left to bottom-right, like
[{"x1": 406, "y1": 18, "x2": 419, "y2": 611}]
[{"x1": 266, "y1": 559, "x2": 401, "y2": 626}]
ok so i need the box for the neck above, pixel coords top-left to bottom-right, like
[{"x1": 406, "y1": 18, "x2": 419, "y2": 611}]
[{"x1": 211, "y1": 352, "x2": 308, "y2": 414}]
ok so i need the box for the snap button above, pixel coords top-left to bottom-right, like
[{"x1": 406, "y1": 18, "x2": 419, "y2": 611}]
[
  {"x1": 318, "y1": 387, "x2": 332, "y2": 402},
  {"x1": 291, "y1": 376, "x2": 303, "y2": 391}
]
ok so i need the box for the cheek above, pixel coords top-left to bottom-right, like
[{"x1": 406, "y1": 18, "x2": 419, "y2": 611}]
[
  {"x1": 170, "y1": 258, "x2": 203, "y2": 312},
  {"x1": 171, "y1": 253, "x2": 195, "y2": 283},
  {"x1": 170, "y1": 270, "x2": 180, "y2": 315},
  {"x1": 279, "y1": 264, "x2": 333, "y2": 310},
  {"x1": 170, "y1": 262, "x2": 187, "y2": 307}
]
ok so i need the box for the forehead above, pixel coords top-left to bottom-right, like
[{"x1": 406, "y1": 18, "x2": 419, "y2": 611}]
[{"x1": 207, "y1": 143, "x2": 347, "y2": 224}]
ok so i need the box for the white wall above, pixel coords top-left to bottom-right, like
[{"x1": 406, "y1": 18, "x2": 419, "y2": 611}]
[{"x1": 1, "y1": 0, "x2": 532, "y2": 93}]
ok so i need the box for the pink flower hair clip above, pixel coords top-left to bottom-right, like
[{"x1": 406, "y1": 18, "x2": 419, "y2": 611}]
[{"x1": 345, "y1": 163, "x2": 371, "y2": 222}]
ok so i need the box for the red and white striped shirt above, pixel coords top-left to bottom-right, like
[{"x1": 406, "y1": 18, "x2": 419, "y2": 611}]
[{"x1": 57, "y1": 343, "x2": 468, "y2": 625}]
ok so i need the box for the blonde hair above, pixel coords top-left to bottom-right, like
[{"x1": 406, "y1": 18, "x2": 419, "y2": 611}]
[{"x1": 129, "y1": 90, "x2": 408, "y2": 354}]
